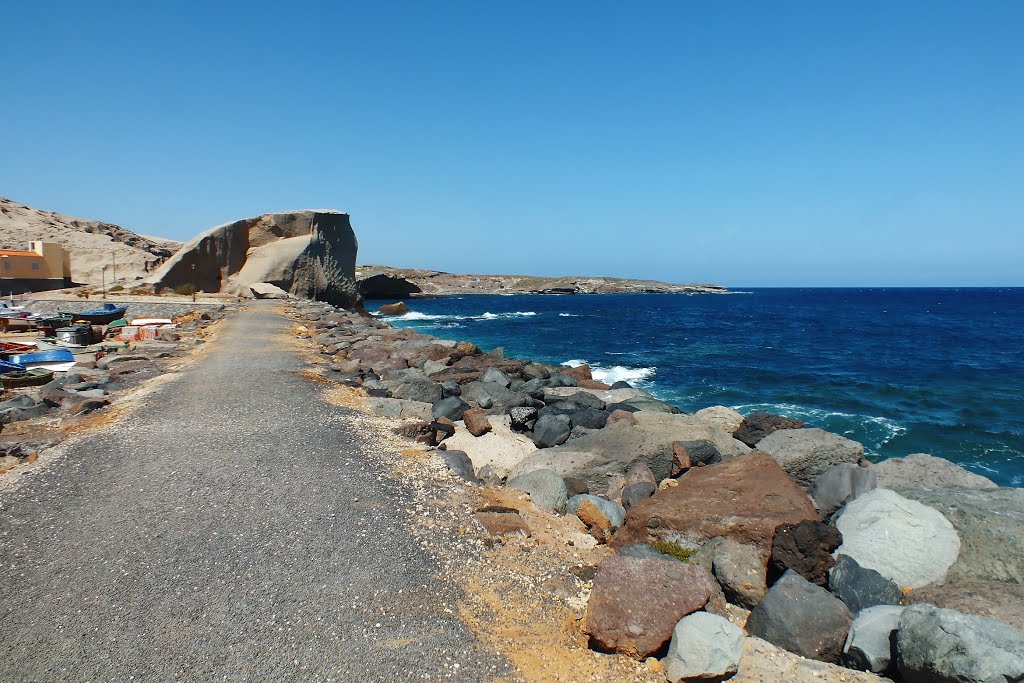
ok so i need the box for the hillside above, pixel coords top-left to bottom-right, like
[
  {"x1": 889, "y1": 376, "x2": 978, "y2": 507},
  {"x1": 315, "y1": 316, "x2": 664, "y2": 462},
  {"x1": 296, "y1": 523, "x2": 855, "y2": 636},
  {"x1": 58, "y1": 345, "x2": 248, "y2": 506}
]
[{"x1": 0, "y1": 197, "x2": 180, "y2": 286}]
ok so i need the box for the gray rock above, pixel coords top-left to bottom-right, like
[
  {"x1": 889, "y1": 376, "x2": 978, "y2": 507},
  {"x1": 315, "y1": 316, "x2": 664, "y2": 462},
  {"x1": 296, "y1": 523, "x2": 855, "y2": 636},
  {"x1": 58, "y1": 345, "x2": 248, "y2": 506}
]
[
  {"x1": 431, "y1": 396, "x2": 470, "y2": 422},
  {"x1": 543, "y1": 390, "x2": 605, "y2": 411},
  {"x1": 381, "y1": 375, "x2": 443, "y2": 404},
  {"x1": 460, "y1": 381, "x2": 531, "y2": 413},
  {"x1": 507, "y1": 469, "x2": 568, "y2": 513},
  {"x1": 835, "y1": 488, "x2": 960, "y2": 589},
  {"x1": 712, "y1": 539, "x2": 768, "y2": 608},
  {"x1": 756, "y1": 428, "x2": 866, "y2": 489},
  {"x1": 906, "y1": 580, "x2": 1024, "y2": 632},
  {"x1": 545, "y1": 372, "x2": 578, "y2": 388},
  {"x1": 746, "y1": 570, "x2": 852, "y2": 663},
  {"x1": 440, "y1": 380, "x2": 461, "y2": 397},
  {"x1": 568, "y1": 408, "x2": 609, "y2": 430},
  {"x1": 531, "y1": 414, "x2": 572, "y2": 448},
  {"x1": 621, "y1": 482, "x2": 656, "y2": 510},
  {"x1": 896, "y1": 604, "x2": 1024, "y2": 683},
  {"x1": 693, "y1": 405, "x2": 744, "y2": 435},
  {"x1": 521, "y1": 362, "x2": 550, "y2": 380},
  {"x1": 874, "y1": 453, "x2": 998, "y2": 490},
  {"x1": 437, "y1": 449, "x2": 479, "y2": 483},
  {"x1": 895, "y1": 486, "x2": 1024, "y2": 584},
  {"x1": 509, "y1": 406, "x2": 539, "y2": 432},
  {"x1": 481, "y1": 367, "x2": 512, "y2": 388},
  {"x1": 665, "y1": 611, "x2": 744, "y2": 683},
  {"x1": 829, "y1": 554, "x2": 903, "y2": 615},
  {"x1": 365, "y1": 397, "x2": 434, "y2": 421},
  {"x1": 567, "y1": 494, "x2": 625, "y2": 530},
  {"x1": 811, "y1": 462, "x2": 877, "y2": 517},
  {"x1": 520, "y1": 378, "x2": 548, "y2": 399},
  {"x1": 843, "y1": 605, "x2": 904, "y2": 674}
]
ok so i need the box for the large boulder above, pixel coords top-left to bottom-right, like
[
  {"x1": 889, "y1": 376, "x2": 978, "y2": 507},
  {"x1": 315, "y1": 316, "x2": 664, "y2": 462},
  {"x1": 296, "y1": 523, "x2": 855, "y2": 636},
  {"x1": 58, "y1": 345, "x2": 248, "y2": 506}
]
[
  {"x1": 508, "y1": 412, "x2": 741, "y2": 493},
  {"x1": 906, "y1": 580, "x2": 1024, "y2": 632},
  {"x1": 746, "y1": 571, "x2": 853, "y2": 663},
  {"x1": 756, "y1": 428, "x2": 866, "y2": 489},
  {"x1": 584, "y1": 556, "x2": 715, "y2": 657},
  {"x1": 432, "y1": 395, "x2": 470, "y2": 422},
  {"x1": 377, "y1": 301, "x2": 408, "y2": 316},
  {"x1": 894, "y1": 486, "x2": 1024, "y2": 584},
  {"x1": 768, "y1": 520, "x2": 843, "y2": 586},
  {"x1": 149, "y1": 210, "x2": 360, "y2": 308},
  {"x1": 874, "y1": 453, "x2": 998, "y2": 490},
  {"x1": 896, "y1": 604, "x2": 1024, "y2": 683},
  {"x1": 380, "y1": 373, "x2": 443, "y2": 404},
  {"x1": 835, "y1": 488, "x2": 960, "y2": 589},
  {"x1": 665, "y1": 612, "x2": 744, "y2": 683},
  {"x1": 842, "y1": 605, "x2": 904, "y2": 674},
  {"x1": 612, "y1": 452, "x2": 819, "y2": 552},
  {"x1": 733, "y1": 411, "x2": 804, "y2": 447},
  {"x1": 735, "y1": 636, "x2": 888, "y2": 683},
  {"x1": 828, "y1": 554, "x2": 903, "y2": 615}
]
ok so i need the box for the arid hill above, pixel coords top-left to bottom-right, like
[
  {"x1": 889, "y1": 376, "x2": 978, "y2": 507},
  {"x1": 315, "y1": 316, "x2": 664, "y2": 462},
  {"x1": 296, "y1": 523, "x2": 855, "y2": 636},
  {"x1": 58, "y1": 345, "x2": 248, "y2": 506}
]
[{"x1": 0, "y1": 197, "x2": 180, "y2": 286}]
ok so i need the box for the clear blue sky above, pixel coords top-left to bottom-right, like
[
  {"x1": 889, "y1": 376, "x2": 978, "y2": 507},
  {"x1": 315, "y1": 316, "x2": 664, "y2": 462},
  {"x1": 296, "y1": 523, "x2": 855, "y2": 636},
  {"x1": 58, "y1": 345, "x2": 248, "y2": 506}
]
[{"x1": 2, "y1": 2, "x2": 1021, "y2": 286}]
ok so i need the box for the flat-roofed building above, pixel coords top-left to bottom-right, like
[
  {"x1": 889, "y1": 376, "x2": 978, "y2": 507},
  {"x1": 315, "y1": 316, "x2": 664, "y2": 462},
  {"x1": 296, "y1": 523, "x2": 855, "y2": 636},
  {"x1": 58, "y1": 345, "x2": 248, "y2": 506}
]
[{"x1": 0, "y1": 241, "x2": 73, "y2": 294}]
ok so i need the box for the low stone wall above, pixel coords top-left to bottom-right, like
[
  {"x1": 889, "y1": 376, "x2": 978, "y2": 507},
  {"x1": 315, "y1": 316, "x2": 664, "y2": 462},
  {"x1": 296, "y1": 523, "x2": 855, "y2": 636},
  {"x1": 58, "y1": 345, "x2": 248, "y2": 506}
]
[{"x1": 23, "y1": 299, "x2": 227, "y2": 320}]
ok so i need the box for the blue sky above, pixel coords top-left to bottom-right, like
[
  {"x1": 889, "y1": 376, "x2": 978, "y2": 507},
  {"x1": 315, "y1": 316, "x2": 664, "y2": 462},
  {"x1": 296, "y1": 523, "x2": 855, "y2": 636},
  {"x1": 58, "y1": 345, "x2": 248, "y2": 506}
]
[{"x1": 2, "y1": 2, "x2": 1021, "y2": 286}]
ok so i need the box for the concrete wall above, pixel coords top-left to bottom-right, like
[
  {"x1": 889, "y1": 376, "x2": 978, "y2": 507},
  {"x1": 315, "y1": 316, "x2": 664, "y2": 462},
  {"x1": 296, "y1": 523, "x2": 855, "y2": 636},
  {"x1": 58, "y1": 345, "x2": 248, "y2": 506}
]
[{"x1": 0, "y1": 243, "x2": 70, "y2": 289}]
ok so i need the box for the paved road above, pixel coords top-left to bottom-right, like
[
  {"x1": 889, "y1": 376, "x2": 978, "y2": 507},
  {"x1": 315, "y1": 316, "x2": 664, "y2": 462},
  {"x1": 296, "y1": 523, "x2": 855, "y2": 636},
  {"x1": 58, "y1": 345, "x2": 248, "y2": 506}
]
[{"x1": 0, "y1": 303, "x2": 506, "y2": 682}]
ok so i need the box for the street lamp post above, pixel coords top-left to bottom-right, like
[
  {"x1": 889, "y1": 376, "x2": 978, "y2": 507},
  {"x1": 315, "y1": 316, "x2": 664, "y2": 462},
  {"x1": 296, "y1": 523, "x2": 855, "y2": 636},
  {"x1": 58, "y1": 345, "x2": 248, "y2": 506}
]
[
  {"x1": 191, "y1": 264, "x2": 196, "y2": 303},
  {"x1": 101, "y1": 265, "x2": 108, "y2": 300}
]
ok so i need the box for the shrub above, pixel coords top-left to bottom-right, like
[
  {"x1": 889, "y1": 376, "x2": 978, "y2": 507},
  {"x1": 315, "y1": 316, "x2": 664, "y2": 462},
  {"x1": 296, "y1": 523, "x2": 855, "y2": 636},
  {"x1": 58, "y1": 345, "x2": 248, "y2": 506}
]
[
  {"x1": 109, "y1": 284, "x2": 124, "y2": 292},
  {"x1": 650, "y1": 539, "x2": 697, "y2": 563},
  {"x1": 172, "y1": 284, "x2": 195, "y2": 296}
]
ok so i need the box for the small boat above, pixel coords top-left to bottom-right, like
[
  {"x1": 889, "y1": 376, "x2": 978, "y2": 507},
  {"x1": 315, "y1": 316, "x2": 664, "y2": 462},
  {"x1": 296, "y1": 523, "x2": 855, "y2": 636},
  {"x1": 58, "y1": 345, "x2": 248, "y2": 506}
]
[
  {"x1": 59, "y1": 303, "x2": 128, "y2": 325},
  {"x1": 10, "y1": 349, "x2": 76, "y2": 372},
  {"x1": 0, "y1": 360, "x2": 27, "y2": 374},
  {"x1": 0, "y1": 315, "x2": 35, "y2": 332},
  {"x1": 0, "y1": 368, "x2": 55, "y2": 389},
  {"x1": 0, "y1": 341, "x2": 38, "y2": 356},
  {"x1": 0, "y1": 301, "x2": 27, "y2": 313}
]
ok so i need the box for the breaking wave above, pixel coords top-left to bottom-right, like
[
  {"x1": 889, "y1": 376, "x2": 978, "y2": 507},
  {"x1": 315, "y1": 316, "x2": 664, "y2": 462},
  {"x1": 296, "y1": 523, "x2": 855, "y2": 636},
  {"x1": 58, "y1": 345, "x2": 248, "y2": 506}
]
[{"x1": 561, "y1": 359, "x2": 657, "y2": 386}]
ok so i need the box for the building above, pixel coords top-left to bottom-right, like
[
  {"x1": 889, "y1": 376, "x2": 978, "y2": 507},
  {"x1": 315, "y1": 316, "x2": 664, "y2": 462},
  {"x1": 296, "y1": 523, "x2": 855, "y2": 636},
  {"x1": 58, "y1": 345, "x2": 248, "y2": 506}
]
[{"x1": 0, "y1": 242, "x2": 73, "y2": 294}]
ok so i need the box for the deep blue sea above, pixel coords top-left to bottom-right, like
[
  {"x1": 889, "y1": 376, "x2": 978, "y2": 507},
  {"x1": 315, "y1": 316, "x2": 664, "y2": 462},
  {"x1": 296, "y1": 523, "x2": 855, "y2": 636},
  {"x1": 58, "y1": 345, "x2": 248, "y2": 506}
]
[{"x1": 369, "y1": 289, "x2": 1024, "y2": 487}]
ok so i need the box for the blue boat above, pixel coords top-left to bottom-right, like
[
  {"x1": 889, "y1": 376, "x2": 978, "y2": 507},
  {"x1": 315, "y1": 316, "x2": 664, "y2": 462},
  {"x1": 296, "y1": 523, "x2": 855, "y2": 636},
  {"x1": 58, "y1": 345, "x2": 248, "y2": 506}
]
[
  {"x1": 0, "y1": 360, "x2": 27, "y2": 374},
  {"x1": 58, "y1": 303, "x2": 128, "y2": 325},
  {"x1": 10, "y1": 349, "x2": 76, "y2": 371}
]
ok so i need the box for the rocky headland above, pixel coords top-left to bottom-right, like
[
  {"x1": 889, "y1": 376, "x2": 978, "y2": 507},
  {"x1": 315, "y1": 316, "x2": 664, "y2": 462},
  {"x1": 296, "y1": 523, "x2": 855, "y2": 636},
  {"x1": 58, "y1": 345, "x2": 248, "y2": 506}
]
[
  {"x1": 356, "y1": 265, "x2": 729, "y2": 298},
  {"x1": 285, "y1": 297, "x2": 1024, "y2": 683}
]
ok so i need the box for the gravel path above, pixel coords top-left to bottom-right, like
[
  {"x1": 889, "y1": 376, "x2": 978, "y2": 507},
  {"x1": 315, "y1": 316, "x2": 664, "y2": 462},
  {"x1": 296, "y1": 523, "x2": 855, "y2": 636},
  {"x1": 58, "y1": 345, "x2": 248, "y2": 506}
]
[{"x1": 0, "y1": 302, "x2": 507, "y2": 682}]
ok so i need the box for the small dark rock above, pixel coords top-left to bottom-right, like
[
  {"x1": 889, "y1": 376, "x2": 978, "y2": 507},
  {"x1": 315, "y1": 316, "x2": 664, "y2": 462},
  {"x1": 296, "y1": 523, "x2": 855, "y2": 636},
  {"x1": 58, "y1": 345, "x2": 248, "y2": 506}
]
[
  {"x1": 432, "y1": 395, "x2": 470, "y2": 422},
  {"x1": 532, "y1": 414, "x2": 572, "y2": 448},
  {"x1": 768, "y1": 520, "x2": 843, "y2": 586},
  {"x1": 438, "y1": 449, "x2": 479, "y2": 483},
  {"x1": 734, "y1": 411, "x2": 804, "y2": 447},
  {"x1": 829, "y1": 554, "x2": 903, "y2": 615}
]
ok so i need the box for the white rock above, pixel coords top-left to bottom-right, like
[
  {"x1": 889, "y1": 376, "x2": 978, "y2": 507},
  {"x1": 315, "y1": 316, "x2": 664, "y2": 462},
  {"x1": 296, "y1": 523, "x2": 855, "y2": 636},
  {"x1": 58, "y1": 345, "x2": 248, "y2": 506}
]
[
  {"x1": 666, "y1": 611, "x2": 744, "y2": 682},
  {"x1": 695, "y1": 406, "x2": 744, "y2": 435},
  {"x1": 835, "y1": 488, "x2": 960, "y2": 589},
  {"x1": 843, "y1": 605, "x2": 904, "y2": 673}
]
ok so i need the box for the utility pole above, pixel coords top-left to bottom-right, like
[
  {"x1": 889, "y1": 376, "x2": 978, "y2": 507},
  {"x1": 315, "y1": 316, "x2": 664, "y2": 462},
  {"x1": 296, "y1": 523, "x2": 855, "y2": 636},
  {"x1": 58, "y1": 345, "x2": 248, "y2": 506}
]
[
  {"x1": 101, "y1": 265, "x2": 107, "y2": 300},
  {"x1": 191, "y1": 264, "x2": 197, "y2": 303}
]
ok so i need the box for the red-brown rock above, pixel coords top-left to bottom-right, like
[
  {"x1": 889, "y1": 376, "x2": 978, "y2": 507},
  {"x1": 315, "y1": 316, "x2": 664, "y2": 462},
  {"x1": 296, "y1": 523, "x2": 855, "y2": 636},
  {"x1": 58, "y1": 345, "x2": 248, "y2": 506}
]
[
  {"x1": 611, "y1": 452, "x2": 818, "y2": 552},
  {"x1": 462, "y1": 407, "x2": 492, "y2": 437},
  {"x1": 578, "y1": 378, "x2": 612, "y2": 390},
  {"x1": 584, "y1": 556, "x2": 715, "y2": 657},
  {"x1": 560, "y1": 364, "x2": 594, "y2": 381},
  {"x1": 606, "y1": 409, "x2": 638, "y2": 427}
]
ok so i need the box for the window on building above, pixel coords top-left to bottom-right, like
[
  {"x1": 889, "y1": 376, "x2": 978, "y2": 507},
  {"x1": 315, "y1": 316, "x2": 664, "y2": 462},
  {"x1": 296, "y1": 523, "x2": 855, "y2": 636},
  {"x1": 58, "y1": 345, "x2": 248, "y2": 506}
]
[
  {"x1": 31, "y1": 262, "x2": 40, "y2": 270},
  {"x1": 3, "y1": 261, "x2": 10, "y2": 270}
]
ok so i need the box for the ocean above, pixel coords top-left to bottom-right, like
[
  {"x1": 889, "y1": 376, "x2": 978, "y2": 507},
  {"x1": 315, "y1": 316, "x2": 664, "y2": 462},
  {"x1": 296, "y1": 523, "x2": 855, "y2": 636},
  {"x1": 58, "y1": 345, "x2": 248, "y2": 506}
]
[{"x1": 370, "y1": 288, "x2": 1024, "y2": 487}]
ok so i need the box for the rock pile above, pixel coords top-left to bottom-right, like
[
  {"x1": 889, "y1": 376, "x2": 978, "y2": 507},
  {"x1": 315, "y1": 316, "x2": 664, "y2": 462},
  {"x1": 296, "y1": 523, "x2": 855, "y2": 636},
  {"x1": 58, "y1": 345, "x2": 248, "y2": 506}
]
[{"x1": 289, "y1": 299, "x2": 1024, "y2": 683}]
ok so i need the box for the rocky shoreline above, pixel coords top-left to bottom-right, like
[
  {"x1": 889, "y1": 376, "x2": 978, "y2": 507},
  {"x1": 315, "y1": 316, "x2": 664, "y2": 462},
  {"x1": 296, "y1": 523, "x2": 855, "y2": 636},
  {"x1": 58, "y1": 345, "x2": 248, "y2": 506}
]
[
  {"x1": 289, "y1": 298, "x2": 1024, "y2": 683},
  {"x1": 356, "y1": 265, "x2": 729, "y2": 298}
]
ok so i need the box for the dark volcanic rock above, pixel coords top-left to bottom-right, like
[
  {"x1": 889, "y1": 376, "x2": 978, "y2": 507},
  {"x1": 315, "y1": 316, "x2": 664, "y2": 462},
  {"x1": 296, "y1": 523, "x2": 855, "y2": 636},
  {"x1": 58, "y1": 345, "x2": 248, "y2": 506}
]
[
  {"x1": 768, "y1": 520, "x2": 843, "y2": 586},
  {"x1": 509, "y1": 406, "x2": 539, "y2": 432},
  {"x1": 532, "y1": 414, "x2": 572, "y2": 448},
  {"x1": 431, "y1": 396, "x2": 470, "y2": 422},
  {"x1": 829, "y1": 554, "x2": 903, "y2": 615},
  {"x1": 584, "y1": 556, "x2": 715, "y2": 658},
  {"x1": 734, "y1": 411, "x2": 804, "y2": 447},
  {"x1": 747, "y1": 570, "x2": 852, "y2": 663},
  {"x1": 438, "y1": 449, "x2": 479, "y2": 483}
]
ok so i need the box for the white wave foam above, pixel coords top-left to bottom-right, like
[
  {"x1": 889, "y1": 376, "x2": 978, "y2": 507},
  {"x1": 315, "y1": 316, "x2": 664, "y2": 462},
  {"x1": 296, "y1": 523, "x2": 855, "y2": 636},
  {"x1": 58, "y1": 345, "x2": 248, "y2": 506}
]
[
  {"x1": 730, "y1": 403, "x2": 907, "y2": 451},
  {"x1": 560, "y1": 359, "x2": 657, "y2": 386},
  {"x1": 393, "y1": 311, "x2": 455, "y2": 321},
  {"x1": 559, "y1": 313, "x2": 579, "y2": 317},
  {"x1": 479, "y1": 311, "x2": 537, "y2": 320}
]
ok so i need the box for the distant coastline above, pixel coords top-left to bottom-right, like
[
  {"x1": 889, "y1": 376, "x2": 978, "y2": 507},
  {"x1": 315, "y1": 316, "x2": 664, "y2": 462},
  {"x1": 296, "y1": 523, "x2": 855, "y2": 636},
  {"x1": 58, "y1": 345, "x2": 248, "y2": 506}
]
[{"x1": 356, "y1": 264, "x2": 729, "y2": 298}]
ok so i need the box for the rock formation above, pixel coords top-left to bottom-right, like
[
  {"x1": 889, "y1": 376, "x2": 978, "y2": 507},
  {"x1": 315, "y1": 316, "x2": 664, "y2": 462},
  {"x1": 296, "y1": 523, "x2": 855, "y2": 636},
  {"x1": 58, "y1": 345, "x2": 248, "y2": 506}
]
[{"x1": 148, "y1": 210, "x2": 359, "y2": 308}]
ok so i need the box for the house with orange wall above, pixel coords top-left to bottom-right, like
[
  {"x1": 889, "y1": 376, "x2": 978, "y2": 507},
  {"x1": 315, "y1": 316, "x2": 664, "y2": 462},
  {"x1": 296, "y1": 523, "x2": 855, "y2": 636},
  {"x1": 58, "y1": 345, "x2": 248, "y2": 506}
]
[{"x1": 0, "y1": 242, "x2": 73, "y2": 294}]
